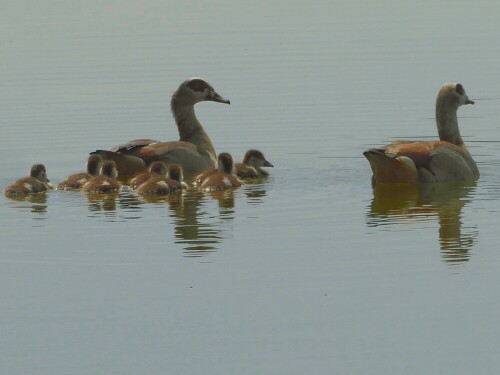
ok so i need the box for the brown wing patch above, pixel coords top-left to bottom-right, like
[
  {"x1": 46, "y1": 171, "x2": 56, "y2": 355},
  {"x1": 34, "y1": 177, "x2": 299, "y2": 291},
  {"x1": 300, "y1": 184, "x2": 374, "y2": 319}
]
[
  {"x1": 140, "y1": 141, "x2": 198, "y2": 158},
  {"x1": 111, "y1": 139, "x2": 158, "y2": 154},
  {"x1": 384, "y1": 141, "x2": 450, "y2": 167}
]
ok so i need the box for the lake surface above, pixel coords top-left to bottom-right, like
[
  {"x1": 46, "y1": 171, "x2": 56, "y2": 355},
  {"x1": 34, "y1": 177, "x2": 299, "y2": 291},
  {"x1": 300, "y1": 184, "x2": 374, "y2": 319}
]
[{"x1": 2, "y1": 1, "x2": 500, "y2": 374}]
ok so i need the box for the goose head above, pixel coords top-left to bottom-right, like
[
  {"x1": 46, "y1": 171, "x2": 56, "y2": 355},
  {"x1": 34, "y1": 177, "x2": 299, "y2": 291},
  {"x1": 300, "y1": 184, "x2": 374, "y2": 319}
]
[
  {"x1": 31, "y1": 164, "x2": 49, "y2": 183},
  {"x1": 437, "y1": 83, "x2": 474, "y2": 110},
  {"x1": 171, "y1": 78, "x2": 230, "y2": 109},
  {"x1": 217, "y1": 153, "x2": 235, "y2": 174},
  {"x1": 435, "y1": 83, "x2": 475, "y2": 145},
  {"x1": 167, "y1": 163, "x2": 184, "y2": 182},
  {"x1": 87, "y1": 155, "x2": 103, "y2": 176},
  {"x1": 148, "y1": 161, "x2": 168, "y2": 176},
  {"x1": 100, "y1": 161, "x2": 118, "y2": 180},
  {"x1": 243, "y1": 150, "x2": 274, "y2": 168}
]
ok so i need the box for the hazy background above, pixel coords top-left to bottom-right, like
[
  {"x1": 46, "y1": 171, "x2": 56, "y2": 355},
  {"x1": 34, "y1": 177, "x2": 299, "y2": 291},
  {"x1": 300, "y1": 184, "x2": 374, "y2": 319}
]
[{"x1": 2, "y1": 1, "x2": 500, "y2": 374}]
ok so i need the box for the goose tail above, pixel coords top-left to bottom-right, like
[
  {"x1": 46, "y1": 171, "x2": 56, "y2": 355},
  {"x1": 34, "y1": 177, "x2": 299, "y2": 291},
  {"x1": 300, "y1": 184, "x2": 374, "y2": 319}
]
[{"x1": 363, "y1": 149, "x2": 418, "y2": 186}]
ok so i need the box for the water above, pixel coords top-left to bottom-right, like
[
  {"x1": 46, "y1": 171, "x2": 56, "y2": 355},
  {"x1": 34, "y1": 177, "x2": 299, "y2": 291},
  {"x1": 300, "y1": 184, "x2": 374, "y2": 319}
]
[{"x1": 2, "y1": 1, "x2": 500, "y2": 374}]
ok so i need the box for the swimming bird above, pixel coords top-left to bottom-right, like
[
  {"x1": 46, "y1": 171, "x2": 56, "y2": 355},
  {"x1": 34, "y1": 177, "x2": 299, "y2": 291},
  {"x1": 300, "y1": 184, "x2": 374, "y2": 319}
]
[
  {"x1": 128, "y1": 161, "x2": 168, "y2": 190},
  {"x1": 4, "y1": 164, "x2": 52, "y2": 195},
  {"x1": 57, "y1": 155, "x2": 103, "y2": 190},
  {"x1": 92, "y1": 78, "x2": 230, "y2": 179},
  {"x1": 135, "y1": 164, "x2": 188, "y2": 195},
  {"x1": 235, "y1": 149, "x2": 274, "y2": 179},
  {"x1": 363, "y1": 83, "x2": 479, "y2": 185},
  {"x1": 195, "y1": 153, "x2": 242, "y2": 191},
  {"x1": 82, "y1": 160, "x2": 120, "y2": 193}
]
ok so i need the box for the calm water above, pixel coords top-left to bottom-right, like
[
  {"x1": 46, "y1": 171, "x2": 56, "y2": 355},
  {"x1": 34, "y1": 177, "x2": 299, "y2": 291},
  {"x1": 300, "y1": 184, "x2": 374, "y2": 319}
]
[{"x1": 2, "y1": 1, "x2": 500, "y2": 374}]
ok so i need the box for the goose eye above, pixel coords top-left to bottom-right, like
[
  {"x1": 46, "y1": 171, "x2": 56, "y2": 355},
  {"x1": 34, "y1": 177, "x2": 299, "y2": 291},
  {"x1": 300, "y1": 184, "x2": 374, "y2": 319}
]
[{"x1": 456, "y1": 83, "x2": 465, "y2": 95}]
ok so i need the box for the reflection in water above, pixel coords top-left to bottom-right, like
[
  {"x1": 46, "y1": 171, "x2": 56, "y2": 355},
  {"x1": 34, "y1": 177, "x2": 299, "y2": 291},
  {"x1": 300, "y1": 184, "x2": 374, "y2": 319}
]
[
  {"x1": 243, "y1": 180, "x2": 269, "y2": 205},
  {"x1": 29, "y1": 180, "x2": 269, "y2": 256},
  {"x1": 206, "y1": 190, "x2": 236, "y2": 216},
  {"x1": 5, "y1": 192, "x2": 49, "y2": 216},
  {"x1": 166, "y1": 184, "x2": 267, "y2": 256},
  {"x1": 113, "y1": 188, "x2": 239, "y2": 256},
  {"x1": 85, "y1": 192, "x2": 118, "y2": 219},
  {"x1": 168, "y1": 190, "x2": 234, "y2": 257},
  {"x1": 366, "y1": 182, "x2": 478, "y2": 265},
  {"x1": 117, "y1": 187, "x2": 144, "y2": 220}
]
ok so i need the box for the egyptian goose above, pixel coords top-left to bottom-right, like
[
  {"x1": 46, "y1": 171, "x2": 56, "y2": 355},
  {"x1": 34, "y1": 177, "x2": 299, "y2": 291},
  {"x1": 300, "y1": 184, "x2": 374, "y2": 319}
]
[
  {"x1": 235, "y1": 149, "x2": 274, "y2": 179},
  {"x1": 82, "y1": 160, "x2": 120, "y2": 193},
  {"x1": 135, "y1": 164, "x2": 188, "y2": 195},
  {"x1": 57, "y1": 155, "x2": 102, "y2": 190},
  {"x1": 364, "y1": 83, "x2": 479, "y2": 185},
  {"x1": 4, "y1": 164, "x2": 52, "y2": 195},
  {"x1": 195, "y1": 153, "x2": 242, "y2": 191},
  {"x1": 92, "y1": 78, "x2": 230, "y2": 179}
]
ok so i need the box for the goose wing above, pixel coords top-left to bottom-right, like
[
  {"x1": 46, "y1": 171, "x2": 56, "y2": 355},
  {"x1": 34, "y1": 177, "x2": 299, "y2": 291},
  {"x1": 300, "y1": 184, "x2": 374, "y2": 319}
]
[
  {"x1": 140, "y1": 141, "x2": 216, "y2": 176},
  {"x1": 111, "y1": 139, "x2": 160, "y2": 157}
]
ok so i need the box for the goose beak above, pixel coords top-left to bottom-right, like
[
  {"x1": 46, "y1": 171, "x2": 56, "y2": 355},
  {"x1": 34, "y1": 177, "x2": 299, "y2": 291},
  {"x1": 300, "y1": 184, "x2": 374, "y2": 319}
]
[
  {"x1": 466, "y1": 99, "x2": 475, "y2": 105},
  {"x1": 210, "y1": 91, "x2": 230, "y2": 105}
]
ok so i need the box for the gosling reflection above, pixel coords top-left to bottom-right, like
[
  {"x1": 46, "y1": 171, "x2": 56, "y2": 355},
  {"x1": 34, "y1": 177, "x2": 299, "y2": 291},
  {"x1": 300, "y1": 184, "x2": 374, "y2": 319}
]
[
  {"x1": 80, "y1": 180, "x2": 268, "y2": 256},
  {"x1": 85, "y1": 192, "x2": 118, "y2": 215},
  {"x1": 206, "y1": 189, "x2": 236, "y2": 213},
  {"x1": 243, "y1": 182, "x2": 269, "y2": 205},
  {"x1": 5, "y1": 192, "x2": 48, "y2": 215},
  {"x1": 367, "y1": 182, "x2": 477, "y2": 265}
]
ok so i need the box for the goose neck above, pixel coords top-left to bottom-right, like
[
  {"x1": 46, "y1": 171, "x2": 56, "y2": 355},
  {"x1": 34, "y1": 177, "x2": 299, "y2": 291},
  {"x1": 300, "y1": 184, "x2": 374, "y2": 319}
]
[
  {"x1": 436, "y1": 102, "x2": 463, "y2": 146},
  {"x1": 173, "y1": 104, "x2": 199, "y2": 136},
  {"x1": 172, "y1": 102, "x2": 216, "y2": 156}
]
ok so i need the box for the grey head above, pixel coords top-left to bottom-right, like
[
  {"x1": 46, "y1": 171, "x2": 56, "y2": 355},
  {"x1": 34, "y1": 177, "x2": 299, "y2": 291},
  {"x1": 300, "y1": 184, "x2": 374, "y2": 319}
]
[
  {"x1": 100, "y1": 161, "x2": 118, "y2": 180},
  {"x1": 243, "y1": 149, "x2": 274, "y2": 168},
  {"x1": 436, "y1": 83, "x2": 475, "y2": 111},
  {"x1": 217, "y1": 153, "x2": 235, "y2": 174},
  {"x1": 30, "y1": 164, "x2": 49, "y2": 182},
  {"x1": 148, "y1": 161, "x2": 168, "y2": 176},
  {"x1": 171, "y1": 77, "x2": 230, "y2": 112},
  {"x1": 167, "y1": 163, "x2": 184, "y2": 182},
  {"x1": 87, "y1": 155, "x2": 103, "y2": 176}
]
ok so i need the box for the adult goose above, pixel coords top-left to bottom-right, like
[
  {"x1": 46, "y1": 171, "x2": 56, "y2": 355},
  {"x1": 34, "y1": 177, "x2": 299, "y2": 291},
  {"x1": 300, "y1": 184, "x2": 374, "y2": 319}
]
[
  {"x1": 364, "y1": 83, "x2": 479, "y2": 185},
  {"x1": 92, "y1": 78, "x2": 230, "y2": 180}
]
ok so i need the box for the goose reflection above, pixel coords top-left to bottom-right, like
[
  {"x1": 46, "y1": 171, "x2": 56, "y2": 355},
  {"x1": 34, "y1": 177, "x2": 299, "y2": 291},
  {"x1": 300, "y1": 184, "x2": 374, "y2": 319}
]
[
  {"x1": 168, "y1": 190, "x2": 229, "y2": 256},
  {"x1": 366, "y1": 182, "x2": 477, "y2": 265},
  {"x1": 83, "y1": 180, "x2": 268, "y2": 256},
  {"x1": 113, "y1": 188, "x2": 228, "y2": 255}
]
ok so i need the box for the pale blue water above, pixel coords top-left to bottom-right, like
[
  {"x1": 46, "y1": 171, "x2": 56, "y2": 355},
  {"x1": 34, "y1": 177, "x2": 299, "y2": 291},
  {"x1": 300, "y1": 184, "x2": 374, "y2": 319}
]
[{"x1": 2, "y1": 1, "x2": 500, "y2": 374}]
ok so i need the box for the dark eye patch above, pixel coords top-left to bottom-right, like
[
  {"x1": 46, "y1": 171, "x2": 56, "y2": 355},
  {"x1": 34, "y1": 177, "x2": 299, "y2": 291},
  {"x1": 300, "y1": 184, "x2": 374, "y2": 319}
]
[
  {"x1": 187, "y1": 79, "x2": 208, "y2": 92},
  {"x1": 456, "y1": 83, "x2": 465, "y2": 95}
]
